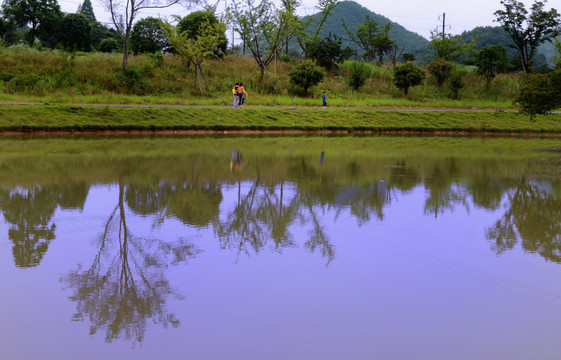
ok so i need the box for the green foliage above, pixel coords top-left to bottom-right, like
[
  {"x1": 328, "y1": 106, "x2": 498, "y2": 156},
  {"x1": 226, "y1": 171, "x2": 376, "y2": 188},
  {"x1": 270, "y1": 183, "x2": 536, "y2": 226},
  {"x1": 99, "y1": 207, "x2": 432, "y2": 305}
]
[
  {"x1": 515, "y1": 70, "x2": 561, "y2": 117},
  {"x1": 306, "y1": 1, "x2": 428, "y2": 56},
  {"x1": 98, "y1": 38, "x2": 120, "y2": 53},
  {"x1": 177, "y1": 11, "x2": 227, "y2": 57},
  {"x1": 402, "y1": 53, "x2": 415, "y2": 62},
  {"x1": 494, "y1": 0, "x2": 561, "y2": 72},
  {"x1": 121, "y1": 64, "x2": 147, "y2": 94},
  {"x1": 59, "y1": 14, "x2": 92, "y2": 52},
  {"x1": 77, "y1": 0, "x2": 96, "y2": 23},
  {"x1": 130, "y1": 17, "x2": 169, "y2": 55},
  {"x1": 343, "y1": 15, "x2": 395, "y2": 63},
  {"x1": 427, "y1": 58, "x2": 452, "y2": 87},
  {"x1": 163, "y1": 17, "x2": 227, "y2": 93},
  {"x1": 306, "y1": 34, "x2": 344, "y2": 70},
  {"x1": 91, "y1": 22, "x2": 119, "y2": 49},
  {"x1": 430, "y1": 31, "x2": 474, "y2": 61},
  {"x1": 475, "y1": 45, "x2": 508, "y2": 90},
  {"x1": 150, "y1": 51, "x2": 164, "y2": 67},
  {"x1": 347, "y1": 61, "x2": 368, "y2": 91},
  {"x1": 290, "y1": 59, "x2": 325, "y2": 95},
  {"x1": 1, "y1": 0, "x2": 62, "y2": 46},
  {"x1": 449, "y1": 73, "x2": 465, "y2": 99},
  {"x1": 393, "y1": 61, "x2": 425, "y2": 96},
  {"x1": 553, "y1": 39, "x2": 561, "y2": 69}
]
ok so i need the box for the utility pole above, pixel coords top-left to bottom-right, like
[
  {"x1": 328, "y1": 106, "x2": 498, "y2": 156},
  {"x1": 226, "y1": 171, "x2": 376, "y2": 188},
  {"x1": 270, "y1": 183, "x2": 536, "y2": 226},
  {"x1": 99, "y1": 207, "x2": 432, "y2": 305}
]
[{"x1": 442, "y1": 13, "x2": 446, "y2": 39}]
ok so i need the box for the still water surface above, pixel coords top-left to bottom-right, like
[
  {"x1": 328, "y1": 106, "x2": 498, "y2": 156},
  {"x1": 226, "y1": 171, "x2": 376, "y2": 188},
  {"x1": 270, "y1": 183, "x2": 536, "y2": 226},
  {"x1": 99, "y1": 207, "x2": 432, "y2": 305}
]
[{"x1": 1, "y1": 135, "x2": 561, "y2": 359}]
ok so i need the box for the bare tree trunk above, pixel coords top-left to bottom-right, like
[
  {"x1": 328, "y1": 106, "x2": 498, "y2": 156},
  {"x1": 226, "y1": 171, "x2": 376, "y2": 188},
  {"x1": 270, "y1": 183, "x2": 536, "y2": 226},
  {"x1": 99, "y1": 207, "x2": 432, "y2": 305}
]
[{"x1": 122, "y1": 39, "x2": 130, "y2": 71}]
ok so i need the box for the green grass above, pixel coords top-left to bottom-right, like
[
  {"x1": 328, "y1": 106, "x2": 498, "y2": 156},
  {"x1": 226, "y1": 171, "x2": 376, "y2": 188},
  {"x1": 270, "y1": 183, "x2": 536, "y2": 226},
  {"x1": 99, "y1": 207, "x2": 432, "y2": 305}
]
[{"x1": 0, "y1": 104, "x2": 559, "y2": 133}]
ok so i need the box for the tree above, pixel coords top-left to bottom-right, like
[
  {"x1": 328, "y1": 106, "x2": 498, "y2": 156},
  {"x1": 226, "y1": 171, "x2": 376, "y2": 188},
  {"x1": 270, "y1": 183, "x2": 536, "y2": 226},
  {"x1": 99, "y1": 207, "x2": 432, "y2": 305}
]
[
  {"x1": 292, "y1": 0, "x2": 339, "y2": 59},
  {"x1": 101, "y1": 0, "x2": 198, "y2": 70},
  {"x1": 77, "y1": 0, "x2": 96, "y2": 23},
  {"x1": 177, "y1": 10, "x2": 227, "y2": 57},
  {"x1": 449, "y1": 73, "x2": 465, "y2": 99},
  {"x1": 306, "y1": 34, "x2": 343, "y2": 70},
  {"x1": 552, "y1": 39, "x2": 561, "y2": 69},
  {"x1": 347, "y1": 61, "x2": 368, "y2": 91},
  {"x1": 475, "y1": 45, "x2": 509, "y2": 90},
  {"x1": 430, "y1": 31, "x2": 474, "y2": 61},
  {"x1": 393, "y1": 61, "x2": 425, "y2": 96},
  {"x1": 494, "y1": 0, "x2": 561, "y2": 72},
  {"x1": 514, "y1": 70, "x2": 561, "y2": 117},
  {"x1": 231, "y1": 0, "x2": 295, "y2": 84},
  {"x1": 1, "y1": 0, "x2": 62, "y2": 45},
  {"x1": 343, "y1": 15, "x2": 395, "y2": 64},
  {"x1": 289, "y1": 60, "x2": 325, "y2": 95},
  {"x1": 163, "y1": 17, "x2": 227, "y2": 93},
  {"x1": 130, "y1": 17, "x2": 169, "y2": 54},
  {"x1": 98, "y1": 37, "x2": 120, "y2": 52},
  {"x1": 59, "y1": 13, "x2": 92, "y2": 52},
  {"x1": 427, "y1": 57, "x2": 452, "y2": 87}
]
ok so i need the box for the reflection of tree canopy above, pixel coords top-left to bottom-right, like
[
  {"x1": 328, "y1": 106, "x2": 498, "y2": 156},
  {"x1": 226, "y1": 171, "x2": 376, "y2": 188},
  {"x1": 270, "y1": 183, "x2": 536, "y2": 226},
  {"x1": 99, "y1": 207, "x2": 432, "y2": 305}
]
[
  {"x1": 487, "y1": 179, "x2": 561, "y2": 263},
  {"x1": 388, "y1": 161, "x2": 421, "y2": 192},
  {"x1": 0, "y1": 187, "x2": 56, "y2": 267},
  {"x1": 0, "y1": 183, "x2": 88, "y2": 268},
  {"x1": 215, "y1": 176, "x2": 335, "y2": 264},
  {"x1": 126, "y1": 183, "x2": 222, "y2": 228},
  {"x1": 467, "y1": 164, "x2": 507, "y2": 210},
  {"x1": 62, "y1": 182, "x2": 199, "y2": 344},
  {"x1": 423, "y1": 161, "x2": 468, "y2": 217}
]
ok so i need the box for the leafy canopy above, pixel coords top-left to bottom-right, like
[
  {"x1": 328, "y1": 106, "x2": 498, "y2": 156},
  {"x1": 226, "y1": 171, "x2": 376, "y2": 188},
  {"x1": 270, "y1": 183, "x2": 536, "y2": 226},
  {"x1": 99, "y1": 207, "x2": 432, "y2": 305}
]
[
  {"x1": 393, "y1": 61, "x2": 425, "y2": 96},
  {"x1": 289, "y1": 60, "x2": 325, "y2": 95},
  {"x1": 494, "y1": 0, "x2": 561, "y2": 72}
]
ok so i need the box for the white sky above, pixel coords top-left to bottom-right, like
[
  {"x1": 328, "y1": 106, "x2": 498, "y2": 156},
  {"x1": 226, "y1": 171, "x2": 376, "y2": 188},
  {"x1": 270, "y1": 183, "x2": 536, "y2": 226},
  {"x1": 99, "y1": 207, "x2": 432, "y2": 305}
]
[{"x1": 57, "y1": 0, "x2": 556, "y2": 40}]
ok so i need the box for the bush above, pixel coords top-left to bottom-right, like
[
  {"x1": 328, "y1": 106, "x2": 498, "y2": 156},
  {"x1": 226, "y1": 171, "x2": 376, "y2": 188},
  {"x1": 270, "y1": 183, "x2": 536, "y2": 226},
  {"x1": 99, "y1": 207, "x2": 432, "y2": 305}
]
[
  {"x1": 98, "y1": 38, "x2": 120, "y2": 53},
  {"x1": 289, "y1": 60, "x2": 325, "y2": 95},
  {"x1": 348, "y1": 61, "x2": 368, "y2": 91},
  {"x1": 393, "y1": 61, "x2": 425, "y2": 96},
  {"x1": 427, "y1": 58, "x2": 452, "y2": 87}
]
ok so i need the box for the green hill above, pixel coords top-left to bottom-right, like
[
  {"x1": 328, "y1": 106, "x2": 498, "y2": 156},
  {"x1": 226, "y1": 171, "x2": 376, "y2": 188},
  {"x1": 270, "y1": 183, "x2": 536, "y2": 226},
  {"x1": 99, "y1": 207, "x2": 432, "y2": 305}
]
[{"x1": 303, "y1": 1, "x2": 429, "y2": 55}]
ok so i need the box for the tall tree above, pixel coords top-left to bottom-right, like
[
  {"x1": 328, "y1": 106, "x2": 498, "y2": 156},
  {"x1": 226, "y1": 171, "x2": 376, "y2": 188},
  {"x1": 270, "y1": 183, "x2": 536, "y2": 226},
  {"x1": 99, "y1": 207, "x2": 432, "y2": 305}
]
[
  {"x1": 230, "y1": 0, "x2": 293, "y2": 84},
  {"x1": 494, "y1": 0, "x2": 561, "y2": 72},
  {"x1": 163, "y1": 16, "x2": 227, "y2": 93},
  {"x1": 101, "y1": 0, "x2": 199, "y2": 70},
  {"x1": 77, "y1": 0, "x2": 96, "y2": 23},
  {"x1": 59, "y1": 13, "x2": 92, "y2": 52},
  {"x1": 343, "y1": 15, "x2": 395, "y2": 64},
  {"x1": 430, "y1": 31, "x2": 474, "y2": 61},
  {"x1": 1, "y1": 0, "x2": 62, "y2": 45},
  {"x1": 178, "y1": 10, "x2": 228, "y2": 57},
  {"x1": 475, "y1": 45, "x2": 509, "y2": 90},
  {"x1": 130, "y1": 17, "x2": 169, "y2": 54}
]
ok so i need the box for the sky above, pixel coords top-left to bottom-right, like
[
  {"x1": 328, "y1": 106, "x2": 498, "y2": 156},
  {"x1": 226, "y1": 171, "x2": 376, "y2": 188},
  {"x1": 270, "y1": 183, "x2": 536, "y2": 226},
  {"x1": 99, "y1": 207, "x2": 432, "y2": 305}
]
[{"x1": 56, "y1": 0, "x2": 555, "y2": 40}]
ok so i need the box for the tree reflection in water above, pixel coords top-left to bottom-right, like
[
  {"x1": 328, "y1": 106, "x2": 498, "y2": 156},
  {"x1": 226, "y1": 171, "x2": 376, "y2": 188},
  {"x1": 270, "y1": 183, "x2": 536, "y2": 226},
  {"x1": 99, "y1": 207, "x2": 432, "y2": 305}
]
[
  {"x1": 0, "y1": 183, "x2": 88, "y2": 267},
  {"x1": 486, "y1": 179, "x2": 561, "y2": 263},
  {"x1": 61, "y1": 182, "x2": 199, "y2": 344}
]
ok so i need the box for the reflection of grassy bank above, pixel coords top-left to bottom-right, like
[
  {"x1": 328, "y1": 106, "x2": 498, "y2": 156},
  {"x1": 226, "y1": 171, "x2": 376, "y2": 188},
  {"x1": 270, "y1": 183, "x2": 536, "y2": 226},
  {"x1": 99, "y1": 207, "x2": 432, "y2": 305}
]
[
  {"x1": 1, "y1": 105, "x2": 561, "y2": 133},
  {"x1": 0, "y1": 136, "x2": 559, "y2": 187}
]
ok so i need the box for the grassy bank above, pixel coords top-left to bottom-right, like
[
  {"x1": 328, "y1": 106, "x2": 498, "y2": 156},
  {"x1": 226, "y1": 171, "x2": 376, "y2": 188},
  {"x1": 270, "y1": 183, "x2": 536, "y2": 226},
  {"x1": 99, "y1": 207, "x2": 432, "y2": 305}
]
[
  {"x1": 0, "y1": 46, "x2": 518, "y2": 109},
  {"x1": 0, "y1": 104, "x2": 560, "y2": 133}
]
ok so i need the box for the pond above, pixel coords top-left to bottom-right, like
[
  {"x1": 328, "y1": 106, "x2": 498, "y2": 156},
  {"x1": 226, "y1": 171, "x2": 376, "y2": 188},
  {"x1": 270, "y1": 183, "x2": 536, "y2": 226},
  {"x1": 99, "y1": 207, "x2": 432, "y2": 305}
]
[{"x1": 1, "y1": 135, "x2": 561, "y2": 359}]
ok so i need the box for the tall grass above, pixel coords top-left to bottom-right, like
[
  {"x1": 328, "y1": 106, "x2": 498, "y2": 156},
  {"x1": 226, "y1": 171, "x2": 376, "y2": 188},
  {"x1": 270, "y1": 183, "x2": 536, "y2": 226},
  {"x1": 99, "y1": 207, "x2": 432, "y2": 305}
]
[{"x1": 0, "y1": 45, "x2": 519, "y2": 109}]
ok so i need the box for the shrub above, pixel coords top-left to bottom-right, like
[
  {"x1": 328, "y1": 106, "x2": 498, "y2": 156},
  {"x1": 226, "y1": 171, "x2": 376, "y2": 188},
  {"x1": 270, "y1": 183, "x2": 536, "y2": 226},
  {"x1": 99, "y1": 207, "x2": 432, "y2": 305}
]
[
  {"x1": 393, "y1": 61, "x2": 425, "y2": 96},
  {"x1": 427, "y1": 58, "x2": 452, "y2": 87},
  {"x1": 289, "y1": 60, "x2": 325, "y2": 95},
  {"x1": 348, "y1": 61, "x2": 368, "y2": 91}
]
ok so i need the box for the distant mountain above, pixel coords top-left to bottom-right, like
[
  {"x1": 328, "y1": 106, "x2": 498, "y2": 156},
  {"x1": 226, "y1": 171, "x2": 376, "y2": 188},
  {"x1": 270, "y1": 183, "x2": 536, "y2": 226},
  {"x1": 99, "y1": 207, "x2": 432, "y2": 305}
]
[
  {"x1": 458, "y1": 26, "x2": 556, "y2": 67},
  {"x1": 299, "y1": 1, "x2": 558, "y2": 67},
  {"x1": 303, "y1": 1, "x2": 429, "y2": 54}
]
